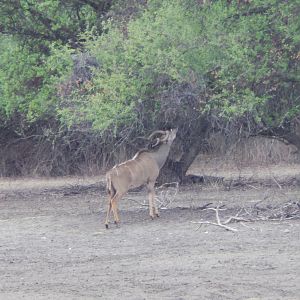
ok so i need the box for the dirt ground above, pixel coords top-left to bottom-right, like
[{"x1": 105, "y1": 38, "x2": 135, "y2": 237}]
[{"x1": 0, "y1": 165, "x2": 300, "y2": 299}]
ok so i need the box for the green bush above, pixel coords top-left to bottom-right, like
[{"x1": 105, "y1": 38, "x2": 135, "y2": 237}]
[
  {"x1": 60, "y1": 0, "x2": 299, "y2": 132},
  {"x1": 1, "y1": 0, "x2": 299, "y2": 133},
  {"x1": 0, "y1": 37, "x2": 72, "y2": 121}
]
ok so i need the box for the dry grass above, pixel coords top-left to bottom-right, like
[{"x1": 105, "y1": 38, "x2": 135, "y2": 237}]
[
  {"x1": 205, "y1": 134, "x2": 299, "y2": 165},
  {"x1": 0, "y1": 176, "x2": 104, "y2": 193},
  {"x1": 189, "y1": 162, "x2": 300, "y2": 180},
  {"x1": 189, "y1": 136, "x2": 299, "y2": 181},
  {"x1": 1, "y1": 136, "x2": 299, "y2": 192},
  {"x1": 1, "y1": 163, "x2": 299, "y2": 194}
]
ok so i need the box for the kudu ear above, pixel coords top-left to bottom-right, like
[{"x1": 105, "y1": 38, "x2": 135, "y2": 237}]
[{"x1": 151, "y1": 138, "x2": 160, "y2": 148}]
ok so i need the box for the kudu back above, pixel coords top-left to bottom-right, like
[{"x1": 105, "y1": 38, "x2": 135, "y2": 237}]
[{"x1": 105, "y1": 128, "x2": 178, "y2": 228}]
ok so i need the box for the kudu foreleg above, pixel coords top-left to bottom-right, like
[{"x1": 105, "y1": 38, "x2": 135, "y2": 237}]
[{"x1": 147, "y1": 182, "x2": 159, "y2": 219}]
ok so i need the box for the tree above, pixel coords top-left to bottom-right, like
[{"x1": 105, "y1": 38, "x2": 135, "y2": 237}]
[
  {"x1": 0, "y1": 37, "x2": 72, "y2": 121},
  {"x1": 60, "y1": 0, "x2": 300, "y2": 182},
  {"x1": 0, "y1": 0, "x2": 113, "y2": 49},
  {"x1": 0, "y1": 0, "x2": 299, "y2": 178}
]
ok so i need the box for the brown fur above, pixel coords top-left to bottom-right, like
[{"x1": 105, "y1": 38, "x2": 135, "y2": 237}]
[{"x1": 104, "y1": 129, "x2": 178, "y2": 228}]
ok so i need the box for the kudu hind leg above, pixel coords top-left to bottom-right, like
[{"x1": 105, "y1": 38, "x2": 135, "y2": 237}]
[
  {"x1": 111, "y1": 196, "x2": 120, "y2": 226},
  {"x1": 105, "y1": 192, "x2": 122, "y2": 229},
  {"x1": 105, "y1": 195, "x2": 113, "y2": 229}
]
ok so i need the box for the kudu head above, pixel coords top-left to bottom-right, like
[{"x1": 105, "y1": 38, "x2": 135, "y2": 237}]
[{"x1": 148, "y1": 128, "x2": 178, "y2": 148}]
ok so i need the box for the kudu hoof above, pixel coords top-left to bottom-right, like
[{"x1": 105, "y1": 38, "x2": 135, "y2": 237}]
[
  {"x1": 155, "y1": 214, "x2": 160, "y2": 218},
  {"x1": 114, "y1": 221, "x2": 120, "y2": 228},
  {"x1": 105, "y1": 224, "x2": 109, "y2": 229}
]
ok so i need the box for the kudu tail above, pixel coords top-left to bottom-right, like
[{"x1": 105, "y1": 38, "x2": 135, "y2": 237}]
[{"x1": 106, "y1": 173, "x2": 116, "y2": 198}]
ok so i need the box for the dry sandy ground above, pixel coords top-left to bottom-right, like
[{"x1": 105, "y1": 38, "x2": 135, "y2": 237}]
[{"x1": 0, "y1": 166, "x2": 300, "y2": 299}]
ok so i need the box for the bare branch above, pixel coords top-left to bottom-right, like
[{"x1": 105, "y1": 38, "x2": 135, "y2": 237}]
[
  {"x1": 191, "y1": 220, "x2": 238, "y2": 232},
  {"x1": 155, "y1": 181, "x2": 179, "y2": 209},
  {"x1": 192, "y1": 203, "x2": 238, "y2": 232}
]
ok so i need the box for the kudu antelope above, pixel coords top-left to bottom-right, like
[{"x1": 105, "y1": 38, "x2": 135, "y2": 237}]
[{"x1": 105, "y1": 128, "x2": 178, "y2": 228}]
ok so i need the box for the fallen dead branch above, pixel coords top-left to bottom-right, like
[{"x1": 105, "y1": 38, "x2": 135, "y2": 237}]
[
  {"x1": 192, "y1": 200, "x2": 300, "y2": 232},
  {"x1": 155, "y1": 182, "x2": 179, "y2": 209},
  {"x1": 224, "y1": 175, "x2": 300, "y2": 191},
  {"x1": 41, "y1": 183, "x2": 105, "y2": 196},
  {"x1": 127, "y1": 182, "x2": 179, "y2": 209},
  {"x1": 271, "y1": 175, "x2": 282, "y2": 189},
  {"x1": 223, "y1": 209, "x2": 248, "y2": 224},
  {"x1": 192, "y1": 203, "x2": 239, "y2": 232},
  {"x1": 243, "y1": 200, "x2": 300, "y2": 221},
  {"x1": 198, "y1": 203, "x2": 214, "y2": 210}
]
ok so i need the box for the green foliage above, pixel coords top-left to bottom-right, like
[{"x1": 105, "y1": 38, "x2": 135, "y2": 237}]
[
  {"x1": 64, "y1": 0, "x2": 214, "y2": 131},
  {"x1": 204, "y1": 0, "x2": 299, "y2": 119},
  {"x1": 0, "y1": 0, "x2": 111, "y2": 49},
  {"x1": 0, "y1": 0, "x2": 113, "y2": 128},
  {"x1": 0, "y1": 37, "x2": 72, "y2": 121},
  {"x1": 0, "y1": 0, "x2": 299, "y2": 133},
  {"x1": 60, "y1": 0, "x2": 299, "y2": 132}
]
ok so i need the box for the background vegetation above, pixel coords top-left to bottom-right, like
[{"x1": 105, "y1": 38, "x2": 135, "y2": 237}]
[{"x1": 0, "y1": 0, "x2": 299, "y2": 178}]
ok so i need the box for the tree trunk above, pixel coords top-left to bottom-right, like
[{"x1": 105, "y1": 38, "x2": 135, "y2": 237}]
[{"x1": 157, "y1": 117, "x2": 210, "y2": 185}]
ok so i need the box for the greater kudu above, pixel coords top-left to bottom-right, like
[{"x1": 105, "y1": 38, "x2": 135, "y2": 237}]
[{"x1": 105, "y1": 128, "x2": 178, "y2": 228}]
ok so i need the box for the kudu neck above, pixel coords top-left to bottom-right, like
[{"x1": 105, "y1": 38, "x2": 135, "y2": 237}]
[{"x1": 149, "y1": 143, "x2": 172, "y2": 169}]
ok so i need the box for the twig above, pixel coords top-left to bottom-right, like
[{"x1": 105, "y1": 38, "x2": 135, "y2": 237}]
[
  {"x1": 192, "y1": 220, "x2": 238, "y2": 232},
  {"x1": 271, "y1": 175, "x2": 282, "y2": 189},
  {"x1": 240, "y1": 222, "x2": 256, "y2": 230},
  {"x1": 156, "y1": 182, "x2": 179, "y2": 209},
  {"x1": 223, "y1": 209, "x2": 249, "y2": 224},
  {"x1": 198, "y1": 203, "x2": 213, "y2": 210},
  {"x1": 246, "y1": 184, "x2": 259, "y2": 190},
  {"x1": 224, "y1": 216, "x2": 249, "y2": 224},
  {"x1": 126, "y1": 198, "x2": 148, "y2": 208},
  {"x1": 156, "y1": 182, "x2": 179, "y2": 190},
  {"x1": 192, "y1": 203, "x2": 238, "y2": 232}
]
